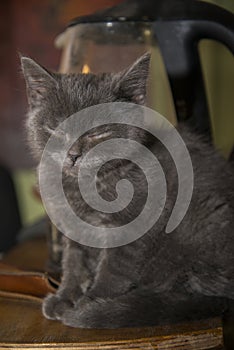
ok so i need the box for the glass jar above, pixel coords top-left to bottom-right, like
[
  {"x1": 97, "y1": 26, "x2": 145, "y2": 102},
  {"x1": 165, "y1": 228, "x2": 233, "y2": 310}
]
[{"x1": 55, "y1": 20, "x2": 176, "y2": 124}]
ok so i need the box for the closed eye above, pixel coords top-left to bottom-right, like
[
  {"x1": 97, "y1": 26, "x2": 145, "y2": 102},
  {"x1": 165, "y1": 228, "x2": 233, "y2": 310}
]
[{"x1": 87, "y1": 131, "x2": 112, "y2": 141}]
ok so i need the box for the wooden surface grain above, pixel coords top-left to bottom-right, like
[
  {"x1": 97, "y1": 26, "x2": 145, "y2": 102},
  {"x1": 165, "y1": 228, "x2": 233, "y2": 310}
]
[
  {"x1": 0, "y1": 237, "x2": 227, "y2": 349},
  {"x1": 0, "y1": 296, "x2": 223, "y2": 349}
]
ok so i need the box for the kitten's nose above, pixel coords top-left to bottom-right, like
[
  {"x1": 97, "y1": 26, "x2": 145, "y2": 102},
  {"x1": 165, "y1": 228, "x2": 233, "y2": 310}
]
[{"x1": 69, "y1": 153, "x2": 79, "y2": 164}]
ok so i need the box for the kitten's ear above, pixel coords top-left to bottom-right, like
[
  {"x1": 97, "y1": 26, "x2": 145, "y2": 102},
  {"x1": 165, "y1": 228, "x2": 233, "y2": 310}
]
[
  {"x1": 118, "y1": 52, "x2": 150, "y2": 105},
  {"x1": 21, "y1": 56, "x2": 57, "y2": 109}
]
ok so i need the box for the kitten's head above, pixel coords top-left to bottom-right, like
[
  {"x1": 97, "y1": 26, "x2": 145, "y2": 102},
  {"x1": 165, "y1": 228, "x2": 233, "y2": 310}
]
[{"x1": 21, "y1": 53, "x2": 151, "y2": 169}]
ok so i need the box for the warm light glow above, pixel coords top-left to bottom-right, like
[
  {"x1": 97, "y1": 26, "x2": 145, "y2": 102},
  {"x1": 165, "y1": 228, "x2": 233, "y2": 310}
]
[{"x1": 82, "y1": 64, "x2": 90, "y2": 74}]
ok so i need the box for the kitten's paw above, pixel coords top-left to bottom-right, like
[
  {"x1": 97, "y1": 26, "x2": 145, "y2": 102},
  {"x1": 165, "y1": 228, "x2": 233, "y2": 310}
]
[
  {"x1": 61, "y1": 296, "x2": 125, "y2": 328},
  {"x1": 42, "y1": 293, "x2": 74, "y2": 320}
]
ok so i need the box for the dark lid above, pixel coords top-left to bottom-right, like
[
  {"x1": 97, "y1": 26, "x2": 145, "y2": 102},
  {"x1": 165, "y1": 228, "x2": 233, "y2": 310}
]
[{"x1": 68, "y1": 0, "x2": 234, "y2": 31}]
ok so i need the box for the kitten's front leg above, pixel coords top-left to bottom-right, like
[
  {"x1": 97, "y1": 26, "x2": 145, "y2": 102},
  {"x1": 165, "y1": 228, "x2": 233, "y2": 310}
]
[
  {"x1": 59, "y1": 246, "x2": 143, "y2": 327},
  {"x1": 43, "y1": 237, "x2": 95, "y2": 320},
  {"x1": 86, "y1": 246, "x2": 140, "y2": 300}
]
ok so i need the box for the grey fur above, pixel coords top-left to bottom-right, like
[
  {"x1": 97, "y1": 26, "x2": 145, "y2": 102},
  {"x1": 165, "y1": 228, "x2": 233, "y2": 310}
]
[{"x1": 21, "y1": 53, "x2": 234, "y2": 328}]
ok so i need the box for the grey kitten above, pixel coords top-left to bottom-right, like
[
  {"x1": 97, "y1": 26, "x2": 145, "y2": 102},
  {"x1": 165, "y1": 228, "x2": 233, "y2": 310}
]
[{"x1": 21, "y1": 53, "x2": 234, "y2": 328}]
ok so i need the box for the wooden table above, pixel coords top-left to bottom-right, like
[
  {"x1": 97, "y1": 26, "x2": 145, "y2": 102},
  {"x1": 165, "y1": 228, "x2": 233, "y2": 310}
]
[
  {"x1": 0, "y1": 297, "x2": 223, "y2": 349},
  {"x1": 0, "y1": 237, "x2": 229, "y2": 349}
]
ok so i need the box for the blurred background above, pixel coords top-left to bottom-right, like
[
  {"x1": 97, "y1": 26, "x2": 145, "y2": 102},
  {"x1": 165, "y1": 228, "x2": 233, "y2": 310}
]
[{"x1": 0, "y1": 0, "x2": 233, "y2": 253}]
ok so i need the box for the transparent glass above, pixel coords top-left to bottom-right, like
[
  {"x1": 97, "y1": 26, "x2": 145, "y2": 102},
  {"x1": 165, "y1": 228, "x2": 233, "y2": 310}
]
[{"x1": 55, "y1": 21, "x2": 176, "y2": 124}]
